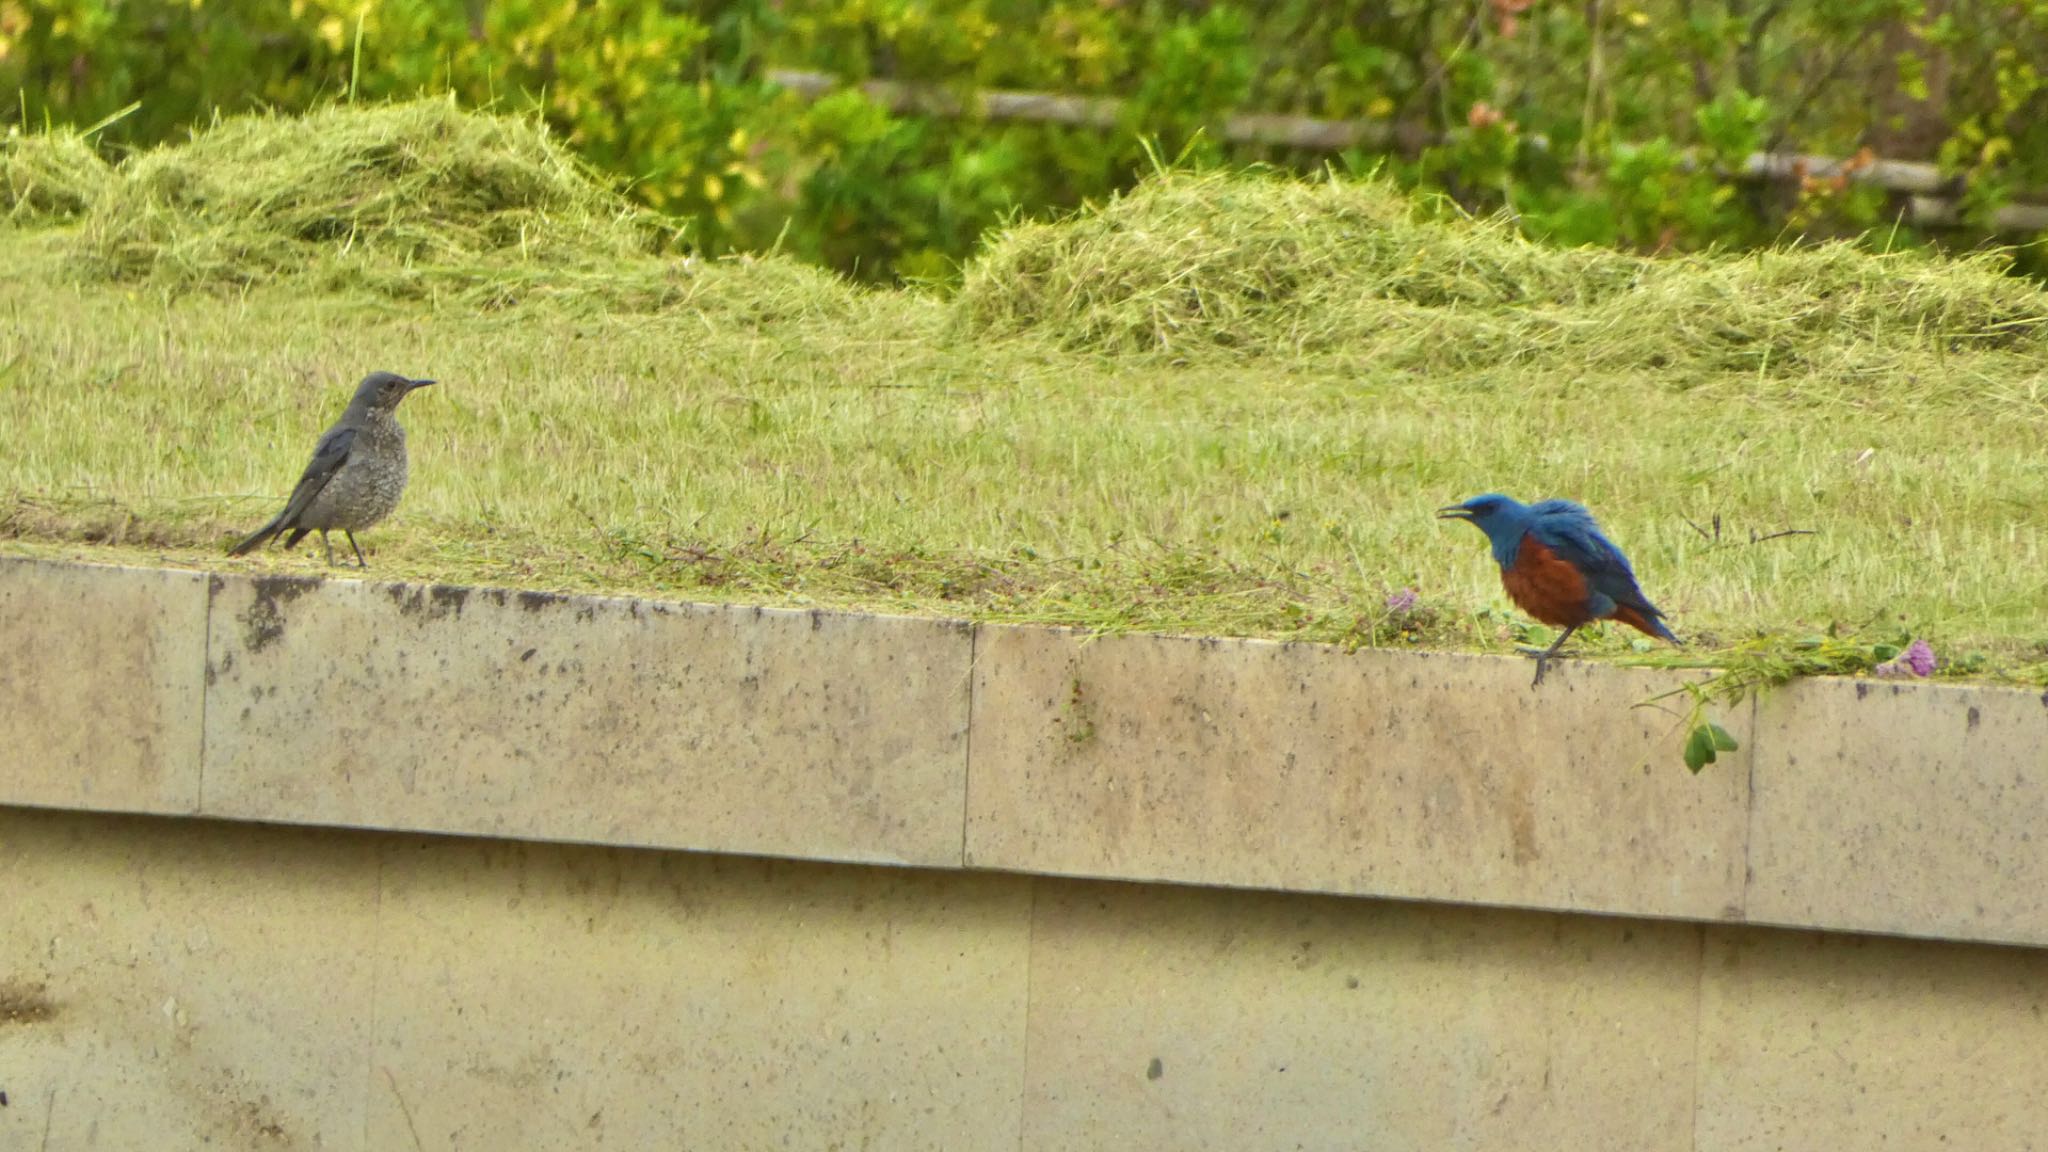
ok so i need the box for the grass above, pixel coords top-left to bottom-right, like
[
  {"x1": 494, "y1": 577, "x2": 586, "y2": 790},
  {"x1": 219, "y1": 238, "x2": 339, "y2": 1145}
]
[
  {"x1": 3, "y1": 100, "x2": 2047, "y2": 695},
  {"x1": 956, "y1": 171, "x2": 2048, "y2": 375},
  {"x1": 2, "y1": 126, "x2": 111, "y2": 222}
]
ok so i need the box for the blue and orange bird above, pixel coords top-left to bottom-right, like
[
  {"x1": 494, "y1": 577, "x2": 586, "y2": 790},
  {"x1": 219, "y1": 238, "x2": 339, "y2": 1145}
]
[{"x1": 1438, "y1": 494, "x2": 1680, "y2": 686}]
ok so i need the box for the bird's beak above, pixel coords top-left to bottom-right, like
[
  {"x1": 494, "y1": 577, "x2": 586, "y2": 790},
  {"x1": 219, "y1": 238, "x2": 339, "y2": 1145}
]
[
  {"x1": 407, "y1": 378, "x2": 436, "y2": 391},
  {"x1": 1436, "y1": 505, "x2": 1472, "y2": 521}
]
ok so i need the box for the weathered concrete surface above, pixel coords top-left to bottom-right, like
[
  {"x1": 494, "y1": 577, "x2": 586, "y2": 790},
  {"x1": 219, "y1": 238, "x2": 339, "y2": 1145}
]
[
  {"x1": 966, "y1": 625, "x2": 1751, "y2": 922},
  {"x1": 0, "y1": 558, "x2": 207, "y2": 814},
  {"x1": 366, "y1": 837, "x2": 1032, "y2": 1151},
  {"x1": 0, "y1": 808, "x2": 380, "y2": 1150},
  {"x1": 201, "y1": 572, "x2": 974, "y2": 866},
  {"x1": 12, "y1": 808, "x2": 2047, "y2": 1150},
  {"x1": 1695, "y1": 926, "x2": 2048, "y2": 1151},
  {"x1": 0, "y1": 808, "x2": 1031, "y2": 1152},
  {"x1": 1748, "y1": 677, "x2": 2048, "y2": 947},
  {"x1": 1019, "y1": 880, "x2": 1703, "y2": 1152},
  {"x1": 4, "y1": 554, "x2": 2047, "y2": 950}
]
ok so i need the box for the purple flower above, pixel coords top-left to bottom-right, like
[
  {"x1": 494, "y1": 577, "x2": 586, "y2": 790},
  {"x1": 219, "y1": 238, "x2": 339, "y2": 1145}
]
[
  {"x1": 1876, "y1": 638, "x2": 1936, "y2": 678},
  {"x1": 1901, "y1": 638, "x2": 1936, "y2": 676},
  {"x1": 1384, "y1": 588, "x2": 1419, "y2": 615}
]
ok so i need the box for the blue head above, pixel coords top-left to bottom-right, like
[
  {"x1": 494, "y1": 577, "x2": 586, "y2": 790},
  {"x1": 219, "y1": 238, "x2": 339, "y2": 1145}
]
[{"x1": 1438, "y1": 493, "x2": 1535, "y2": 569}]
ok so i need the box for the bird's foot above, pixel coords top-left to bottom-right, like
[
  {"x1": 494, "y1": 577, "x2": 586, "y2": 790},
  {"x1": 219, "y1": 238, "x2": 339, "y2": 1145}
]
[
  {"x1": 1518, "y1": 645, "x2": 1572, "y2": 687},
  {"x1": 1520, "y1": 626, "x2": 1580, "y2": 689}
]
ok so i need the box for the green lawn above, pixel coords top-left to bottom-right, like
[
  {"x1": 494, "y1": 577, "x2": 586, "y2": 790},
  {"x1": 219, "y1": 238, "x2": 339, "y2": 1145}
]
[{"x1": 4, "y1": 102, "x2": 2046, "y2": 686}]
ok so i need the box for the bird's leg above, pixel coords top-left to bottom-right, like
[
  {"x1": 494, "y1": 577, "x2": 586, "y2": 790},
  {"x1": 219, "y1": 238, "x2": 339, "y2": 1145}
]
[
  {"x1": 1530, "y1": 625, "x2": 1579, "y2": 688},
  {"x1": 320, "y1": 531, "x2": 336, "y2": 567},
  {"x1": 346, "y1": 531, "x2": 368, "y2": 569}
]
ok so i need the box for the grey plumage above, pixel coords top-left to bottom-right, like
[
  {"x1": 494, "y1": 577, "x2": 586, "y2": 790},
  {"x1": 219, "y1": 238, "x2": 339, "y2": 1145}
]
[{"x1": 228, "y1": 370, "x2": 434, "y2": 567}]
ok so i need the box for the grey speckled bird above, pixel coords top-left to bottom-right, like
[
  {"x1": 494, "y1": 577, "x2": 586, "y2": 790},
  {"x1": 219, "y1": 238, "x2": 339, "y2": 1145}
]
[{"x1": 228, "y1": 370, "x2": 435, "y2": 567}]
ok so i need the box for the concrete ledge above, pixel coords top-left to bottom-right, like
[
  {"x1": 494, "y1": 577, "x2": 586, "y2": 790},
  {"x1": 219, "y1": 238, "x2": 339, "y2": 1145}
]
[
  {"x1": 3, "y1": 554, "x2": 2046, "y2": 948},
  {"x1": 0, "y1": 559, "x2": 207, "y2": 815},
  {"x1": 201, "y1": 572, "x2": 973, "y2": 867},
  {"x1": 966, "y1": 624, "x2": 1749, "y2": 923},
  {"x1": 1748, "y1": 677, "x2": 2048, "y2": 944}
]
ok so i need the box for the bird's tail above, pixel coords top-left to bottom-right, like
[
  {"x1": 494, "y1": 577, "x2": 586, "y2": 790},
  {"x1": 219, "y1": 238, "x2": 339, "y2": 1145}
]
[
  {"x1": 1612, "y1": 603, "x2": 1681, "y2": 646},
  {"x1": 226, "y1": 514, "x2": 286, "y2": 557}
]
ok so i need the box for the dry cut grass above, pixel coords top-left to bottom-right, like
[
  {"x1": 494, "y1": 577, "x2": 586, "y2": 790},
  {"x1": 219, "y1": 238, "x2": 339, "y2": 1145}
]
[{"x1": 2, "y1": 102, "x2": 2045, "y2": 685}]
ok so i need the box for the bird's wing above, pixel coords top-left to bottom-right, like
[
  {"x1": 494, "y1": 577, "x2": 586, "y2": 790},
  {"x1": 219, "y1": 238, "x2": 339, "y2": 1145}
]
[
  {"x1": 1528, "y1": 512, "x2": 1646, "y2": 601},
  {"x1": 1528, "y1": 502, "x2": 1678, "y2": 643},
  {"x1": 271, "y1": 425, "x2": 357, "y2": 528}
]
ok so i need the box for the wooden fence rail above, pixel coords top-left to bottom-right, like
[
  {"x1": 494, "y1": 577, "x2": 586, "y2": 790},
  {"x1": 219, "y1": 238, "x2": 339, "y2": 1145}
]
[{"x1": 765, "y1": 68, "x2": 2048, "y2": 234}]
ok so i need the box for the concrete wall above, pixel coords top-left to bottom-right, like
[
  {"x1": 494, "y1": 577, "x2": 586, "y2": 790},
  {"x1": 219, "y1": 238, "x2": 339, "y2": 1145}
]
[
  {"x1": 5, "y1": 808, "x2": 2047, "y2": 1151},
  {"x1": 4, "y1": 554, "x2": 2046, "y2": 1148}
]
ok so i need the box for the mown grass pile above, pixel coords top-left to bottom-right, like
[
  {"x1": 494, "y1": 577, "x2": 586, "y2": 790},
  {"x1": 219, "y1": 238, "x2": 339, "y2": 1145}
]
[
  {"x1": 956, "y1": 169, "x2": 2048, "y2": 379},
  {"x1": 59, "y1": 99, "x2": 714, "y2": 311},
  {"x1": 2, "y1": 102, "x2": 2044, "y2": 689},
  {"x1": 1, "y1": 128, "x2": 110, "y2": 221}
]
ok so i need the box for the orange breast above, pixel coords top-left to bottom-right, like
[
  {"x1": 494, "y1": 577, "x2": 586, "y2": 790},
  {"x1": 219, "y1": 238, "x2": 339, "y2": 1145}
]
[{"x1": 1499, "y1": 536, "x2": 1593, "y2": 628}]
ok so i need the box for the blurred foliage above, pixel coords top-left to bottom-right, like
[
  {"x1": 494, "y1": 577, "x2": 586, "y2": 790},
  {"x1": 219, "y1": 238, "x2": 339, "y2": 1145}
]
[{"x1": 4, "y1": 0, "x2": 2047, "y2": 281}]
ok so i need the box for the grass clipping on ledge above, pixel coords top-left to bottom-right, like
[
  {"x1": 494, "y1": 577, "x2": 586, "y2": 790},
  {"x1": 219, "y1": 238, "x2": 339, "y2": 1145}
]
[
  {"x1": 954, "y1": 168, "x2": 2048, "y2": 374},
  {"x1": 69, "y1": 98, "x2": 745, "y2": 310}
]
